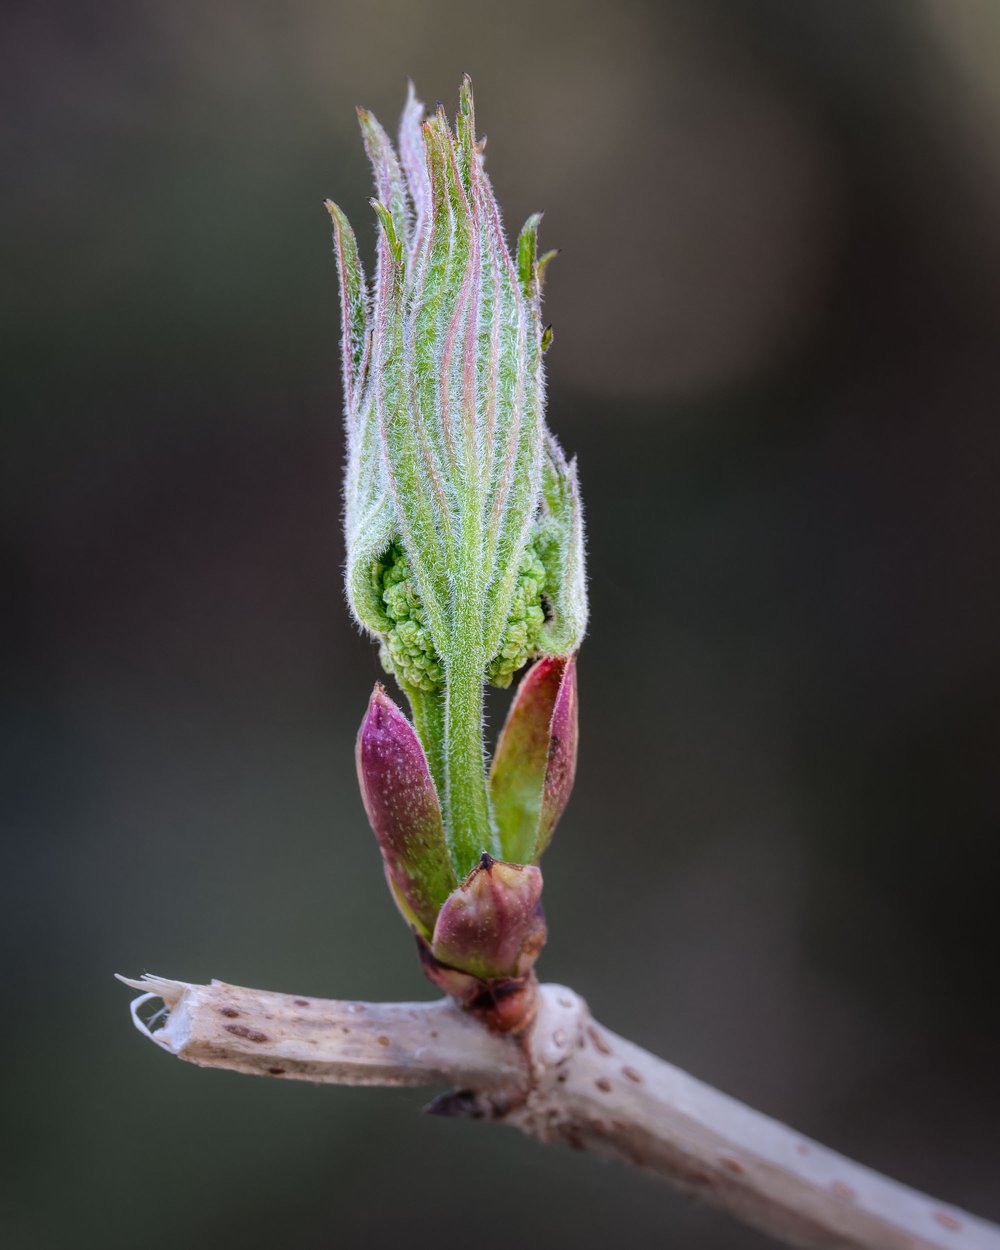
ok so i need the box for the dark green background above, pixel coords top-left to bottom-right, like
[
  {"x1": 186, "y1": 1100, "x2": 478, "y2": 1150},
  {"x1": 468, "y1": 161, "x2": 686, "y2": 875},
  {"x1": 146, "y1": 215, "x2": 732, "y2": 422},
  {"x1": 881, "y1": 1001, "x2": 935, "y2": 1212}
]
[{"x1": 5, "y1": 2, "x2": 1000, "y2": 1247}]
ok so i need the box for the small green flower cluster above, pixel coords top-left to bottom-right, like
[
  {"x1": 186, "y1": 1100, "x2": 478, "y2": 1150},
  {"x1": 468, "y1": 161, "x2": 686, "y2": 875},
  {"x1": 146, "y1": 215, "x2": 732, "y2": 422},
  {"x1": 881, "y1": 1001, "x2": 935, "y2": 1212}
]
[
  {"x1": 372, "y1": 543, "x2": 445, "y2": 693},
  {"x1": 373, "y1": 540, "x2": 548, "y2": 693},
  {"x1": 485, "y1": 544, "x2": 547, "y2": 688}
]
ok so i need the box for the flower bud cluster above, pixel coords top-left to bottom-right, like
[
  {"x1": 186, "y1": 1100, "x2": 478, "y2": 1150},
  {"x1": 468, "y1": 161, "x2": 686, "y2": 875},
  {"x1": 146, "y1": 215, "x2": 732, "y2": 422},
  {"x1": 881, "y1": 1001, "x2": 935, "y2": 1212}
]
[
  {"x1": 328, "y1": 77, "x2": 586, "y2": 694},
  {"x1": 371, "y1": 543, "x2": 444, "y2": 693}
]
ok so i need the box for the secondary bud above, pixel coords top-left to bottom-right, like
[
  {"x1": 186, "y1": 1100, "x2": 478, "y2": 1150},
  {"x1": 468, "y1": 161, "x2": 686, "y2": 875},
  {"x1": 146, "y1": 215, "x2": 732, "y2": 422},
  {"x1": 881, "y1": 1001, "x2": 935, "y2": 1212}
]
[
  {"x1": 356, "y1": 685, "x2": 456, "y2": 935},
  {"x1": 490, "y1": 656, "x2": 579, "y2": 863},
  {"x1": 430, "y1": 853, "x2": 546, "y2": 981}
]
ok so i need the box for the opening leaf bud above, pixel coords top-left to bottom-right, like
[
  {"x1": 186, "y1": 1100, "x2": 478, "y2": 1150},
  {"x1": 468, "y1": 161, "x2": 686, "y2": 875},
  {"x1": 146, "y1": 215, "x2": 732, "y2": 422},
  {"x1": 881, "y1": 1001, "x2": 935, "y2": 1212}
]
[{"x1": 331, "y1": 77, "x2": 587, "y2": 699}]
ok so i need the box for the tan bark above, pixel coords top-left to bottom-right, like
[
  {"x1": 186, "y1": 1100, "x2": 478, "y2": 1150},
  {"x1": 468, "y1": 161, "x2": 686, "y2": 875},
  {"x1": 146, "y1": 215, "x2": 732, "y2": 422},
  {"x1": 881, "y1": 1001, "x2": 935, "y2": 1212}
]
[{"x1": 118, "y1": 975, "x2": 1000, "y2": 1250}]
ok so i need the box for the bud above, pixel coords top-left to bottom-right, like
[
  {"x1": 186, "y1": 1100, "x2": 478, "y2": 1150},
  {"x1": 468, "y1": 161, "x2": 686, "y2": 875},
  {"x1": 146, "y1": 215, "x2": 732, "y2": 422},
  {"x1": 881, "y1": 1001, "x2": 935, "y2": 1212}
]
[
  {"x1": 355, "y1": 685, "x2": 456, "y2": 936},
  {"x1": 431, "y1": 853, "x2": 545, "y2": 981},
  {"x1": 332, "y1": 80, "x2": 588, "y2": 1015},
  {"x1": 329, "y1": 77, "x2": 588, "y2": 676},
  {"x1": 415, "y1": 853, "x2": 545, "y2": 1033},
  {"x1": 329, "y1": 78, "x2": 587, "y2": 872},
  {"x1": 490, "y1": 655, "x2": 579, "y2": 864}
]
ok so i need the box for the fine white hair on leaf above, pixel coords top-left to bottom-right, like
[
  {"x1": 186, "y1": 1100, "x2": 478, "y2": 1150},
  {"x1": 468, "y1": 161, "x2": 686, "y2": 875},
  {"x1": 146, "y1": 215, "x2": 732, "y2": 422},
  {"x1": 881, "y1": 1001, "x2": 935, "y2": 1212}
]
[{"x1": 330, "y1": 79, "x2": 585, "y2": 673}]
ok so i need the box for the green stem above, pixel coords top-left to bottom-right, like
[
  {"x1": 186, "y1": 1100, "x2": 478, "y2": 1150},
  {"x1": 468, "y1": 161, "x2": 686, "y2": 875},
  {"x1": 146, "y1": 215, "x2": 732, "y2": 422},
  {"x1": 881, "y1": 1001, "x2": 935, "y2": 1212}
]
[
  {"x1": 443, "y1": 641, "x2": 498, "y2": 877},
  {"x1": 404, "y1": 685, "x2": 446, "y2": 800}
]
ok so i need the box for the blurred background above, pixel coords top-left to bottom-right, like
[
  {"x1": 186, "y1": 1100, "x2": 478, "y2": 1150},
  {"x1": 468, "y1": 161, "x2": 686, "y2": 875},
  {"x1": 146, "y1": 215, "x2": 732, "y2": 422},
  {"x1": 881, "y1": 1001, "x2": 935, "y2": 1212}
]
[{"x1": 4, "y1": 1, "x2": 1000, "y2": 1247}]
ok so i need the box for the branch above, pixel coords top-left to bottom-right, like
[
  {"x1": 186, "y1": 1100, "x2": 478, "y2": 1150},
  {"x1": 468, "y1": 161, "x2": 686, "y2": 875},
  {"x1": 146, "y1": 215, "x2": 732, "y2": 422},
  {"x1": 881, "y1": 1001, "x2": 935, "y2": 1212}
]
[
  {"x1": 117, "y1": 974, "x2": 1000, "y2": 1250},
  {"x1": 116, "y1": 973, "x2": 527, "y2": 1093}
]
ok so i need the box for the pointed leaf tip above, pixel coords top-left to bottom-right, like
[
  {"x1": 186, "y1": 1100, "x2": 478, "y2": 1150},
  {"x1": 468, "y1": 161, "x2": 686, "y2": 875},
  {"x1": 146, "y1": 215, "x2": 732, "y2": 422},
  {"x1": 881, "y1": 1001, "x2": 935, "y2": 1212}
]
[
  {"x1": 370, "y1": 198, "x2": 403, "y2": 263},
  {"x1": 537, "y1": 248, "x2": 559, "y2": 292},
  {"x1": 517, "y1": 212, "x2": 544, "y2": 296},
  {"x1": 458, "y1": 73, "x2": 474, "y2": 108},
  {"x1": 356, "y1": 685, "x2": 456, "y2": 935},
  {"x1": 327, "y1": 199, "x2": 367, "y2": 412}
]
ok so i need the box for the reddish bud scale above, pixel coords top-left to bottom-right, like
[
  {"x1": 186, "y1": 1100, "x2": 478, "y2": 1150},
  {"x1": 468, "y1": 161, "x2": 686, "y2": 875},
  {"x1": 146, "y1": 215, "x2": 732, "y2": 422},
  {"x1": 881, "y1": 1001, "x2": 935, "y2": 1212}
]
[
  {"x1": 416, "y1": 937, "x2": 541, "y2": 1035},
  {"x1": 411, "y1": 853, "x2": 547, "y2": 1034},
  {"x1": 356, "y1": 686, "x2": 456, "y2": 936},
  {"x1": 540, "y1": 656, "x2": 578, "y2": 855},
  {"x1": 431, "y1": 854, "x2": 545, "y2": 981},
  {"x1": 489, "y1": 656, "x2": 578, "y2": 863}
]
